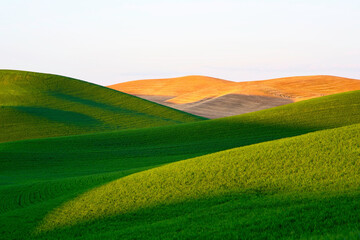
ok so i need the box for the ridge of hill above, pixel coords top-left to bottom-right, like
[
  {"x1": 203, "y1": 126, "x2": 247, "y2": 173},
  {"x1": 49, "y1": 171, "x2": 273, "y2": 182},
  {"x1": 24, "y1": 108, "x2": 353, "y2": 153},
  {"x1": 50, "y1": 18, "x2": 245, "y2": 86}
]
[
  {"x1": 109, "y1": 75, "x2": 232, "y2": 97},
  {"x1": 109, "y1": 75, "x2": 360, "y2": 118},
  {"x1": 0, "y1": 70, "x2": 204, "y2": 143}
]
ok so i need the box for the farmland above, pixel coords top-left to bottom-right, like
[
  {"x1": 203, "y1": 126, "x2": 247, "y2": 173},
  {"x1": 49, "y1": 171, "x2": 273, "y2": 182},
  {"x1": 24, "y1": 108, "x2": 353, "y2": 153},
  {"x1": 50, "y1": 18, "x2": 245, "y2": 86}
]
[
  {"x1": 37, "y1": 123, "x2": 360, "y2": 239},
  {"x1": 1, "y1": 71, "x2": 360, "y2": 239},
  {"x1": 109, "y1": 75, "x2": 360, "y2": 118}
]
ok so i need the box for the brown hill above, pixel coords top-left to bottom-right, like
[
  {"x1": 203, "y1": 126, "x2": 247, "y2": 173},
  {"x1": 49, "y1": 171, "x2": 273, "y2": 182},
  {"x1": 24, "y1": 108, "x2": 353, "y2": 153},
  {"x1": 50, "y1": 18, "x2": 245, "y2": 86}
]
[{"x1": 109, "y1": 75, "x2": 360, "y2": 119}]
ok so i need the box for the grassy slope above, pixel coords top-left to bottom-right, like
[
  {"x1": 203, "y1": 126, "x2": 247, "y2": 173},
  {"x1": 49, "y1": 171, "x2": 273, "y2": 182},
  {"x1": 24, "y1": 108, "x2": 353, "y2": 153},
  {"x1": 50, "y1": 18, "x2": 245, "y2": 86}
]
[
  {"x1": 2, "y1": 90, "x2": 360, "y2": 183},
  {"x1": 37, "y1": 123, "x2": 360, "y2": 239},
  {"x1": 0, "y1": 70, "x2": 204, "y2": 143},
  {"x1": 1, "y1": 91, "x2": 360, "y2": 239}
]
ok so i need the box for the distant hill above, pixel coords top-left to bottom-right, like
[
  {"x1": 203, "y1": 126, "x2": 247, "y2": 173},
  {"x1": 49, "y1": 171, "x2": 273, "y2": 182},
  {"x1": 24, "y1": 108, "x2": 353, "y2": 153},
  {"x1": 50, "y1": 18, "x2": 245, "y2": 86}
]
[
  {"x1": 109, "y1": 75, "x2": 360, "y2": 118},
  {"x1": 0, "y1": 70, "x2": 204, "y2": 143}
]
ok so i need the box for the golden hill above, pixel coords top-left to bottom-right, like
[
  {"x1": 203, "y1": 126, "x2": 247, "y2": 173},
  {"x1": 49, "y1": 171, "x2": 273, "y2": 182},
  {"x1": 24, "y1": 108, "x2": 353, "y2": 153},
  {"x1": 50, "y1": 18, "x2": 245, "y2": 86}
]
[{"x1": 109, "y1": 75, "x2": 360, "y2": 118}]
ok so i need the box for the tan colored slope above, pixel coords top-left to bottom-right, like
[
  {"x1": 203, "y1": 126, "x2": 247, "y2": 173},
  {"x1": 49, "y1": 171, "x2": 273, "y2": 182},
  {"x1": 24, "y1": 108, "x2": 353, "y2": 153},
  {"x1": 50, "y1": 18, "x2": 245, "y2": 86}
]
[
  {"x1": 109, "y1": 75, "x2": 233, "y2": 97},
  {"x1": 233, "y1": 75, "x2": 360, "y2": 101},
  {"x1": 109, "y1": 75, "x2": 360, "y2": 118},
  {"x1": 166, "y1": 75, "x2": 360, "y2": 104}
]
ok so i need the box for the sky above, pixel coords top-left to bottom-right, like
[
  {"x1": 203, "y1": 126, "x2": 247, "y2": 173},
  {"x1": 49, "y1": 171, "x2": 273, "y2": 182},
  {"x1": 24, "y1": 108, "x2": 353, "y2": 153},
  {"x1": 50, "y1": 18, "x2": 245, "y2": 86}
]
[{"x1": 1, "y1": 0, "x2": 360, "y2": 85}]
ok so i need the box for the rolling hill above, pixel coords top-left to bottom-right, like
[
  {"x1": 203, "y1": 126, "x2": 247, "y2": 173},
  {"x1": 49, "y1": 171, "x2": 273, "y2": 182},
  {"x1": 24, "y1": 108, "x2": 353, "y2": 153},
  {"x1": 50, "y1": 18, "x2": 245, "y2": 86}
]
[
  {"x1": 37, "y1": 123, "x2": 360, "y2": 239},
  {"x1": 1, "y1": 90, "x2": 360, "y2": 239},
  {"x1": 109, "y1": 75, "x2": 360, "y2": 118},
  {"x1": 0, "y1": 70, "x2": 204, "y2": 143},
  {"x1": 2, "y1": 90, "x2": 360, "y2": 183}
]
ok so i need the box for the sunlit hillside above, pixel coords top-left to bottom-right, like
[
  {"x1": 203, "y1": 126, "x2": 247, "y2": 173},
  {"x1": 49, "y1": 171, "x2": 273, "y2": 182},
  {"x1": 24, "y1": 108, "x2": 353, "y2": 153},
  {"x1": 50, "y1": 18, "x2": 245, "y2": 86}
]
[
  {"x1": 109, "y1": 75, "x2": 360, "y2": 118},
  {"x1": 0, "y1": 70, "x2": 204, "y2": 143},
  {"x1": 1, "y1": 91, "x2": 360, "y2": 239},
  {"x1": 38, "y1": 123, "x2": 360, "y2": 239}
]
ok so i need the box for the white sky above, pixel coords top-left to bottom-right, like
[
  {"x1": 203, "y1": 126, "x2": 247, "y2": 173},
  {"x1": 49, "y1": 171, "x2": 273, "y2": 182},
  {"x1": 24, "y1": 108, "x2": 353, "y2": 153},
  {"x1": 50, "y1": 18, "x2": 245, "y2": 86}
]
[{"x1": 1, "y1": 0, "x2": 360, "y2": 85}]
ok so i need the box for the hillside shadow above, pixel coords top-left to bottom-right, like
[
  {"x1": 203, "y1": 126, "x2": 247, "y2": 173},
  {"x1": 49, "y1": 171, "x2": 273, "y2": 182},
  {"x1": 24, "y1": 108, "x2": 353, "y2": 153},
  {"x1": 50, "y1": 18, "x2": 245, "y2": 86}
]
[
  {"x1": 182, "y1": 94, "x2": 294, "y2": 118},
  {"x1": 35, "y1": 191, "x2": 360, "y2": 240},
  {"x1": 49, "y1": 92, "x2": 137, "y2": 114},
  {"x1": 49, "y1": 92, "x2": 187, "y2": 123},
  {"x1": 11, "y1": 106, "x2": 102, "y2": 126}
]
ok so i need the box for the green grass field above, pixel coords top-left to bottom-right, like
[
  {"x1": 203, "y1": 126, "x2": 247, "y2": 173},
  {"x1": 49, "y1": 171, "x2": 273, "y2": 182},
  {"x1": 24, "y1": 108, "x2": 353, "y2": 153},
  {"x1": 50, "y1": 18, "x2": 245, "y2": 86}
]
[
  {"x1": 37, "y1": 123, "x2": 360, "y2": 239},
  {"x1": 2, "y1": 90, "x2": 359, "y2": 183},
  {"x1": 1, "y1": 74, "x2": 360, "y2": 240},
  {"x1": 0, "y1": 70, "x2": 204, "y2": 143}
]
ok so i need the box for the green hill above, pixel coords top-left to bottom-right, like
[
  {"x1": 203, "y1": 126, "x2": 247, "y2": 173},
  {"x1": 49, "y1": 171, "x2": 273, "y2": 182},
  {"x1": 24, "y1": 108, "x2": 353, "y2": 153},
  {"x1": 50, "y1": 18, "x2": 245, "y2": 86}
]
[
  {"x1": 1, "y1": 91, "x2": 360, "y2": 239},
  {"x1": 2, "y1": 90, "x2": 359, "y2": 183},
  {"x1": 0, "y1": 70, "x2": 204, "y2": 143},
  {"x1": 37, "y1": 123, "x2": 360, "y2": 239}
]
